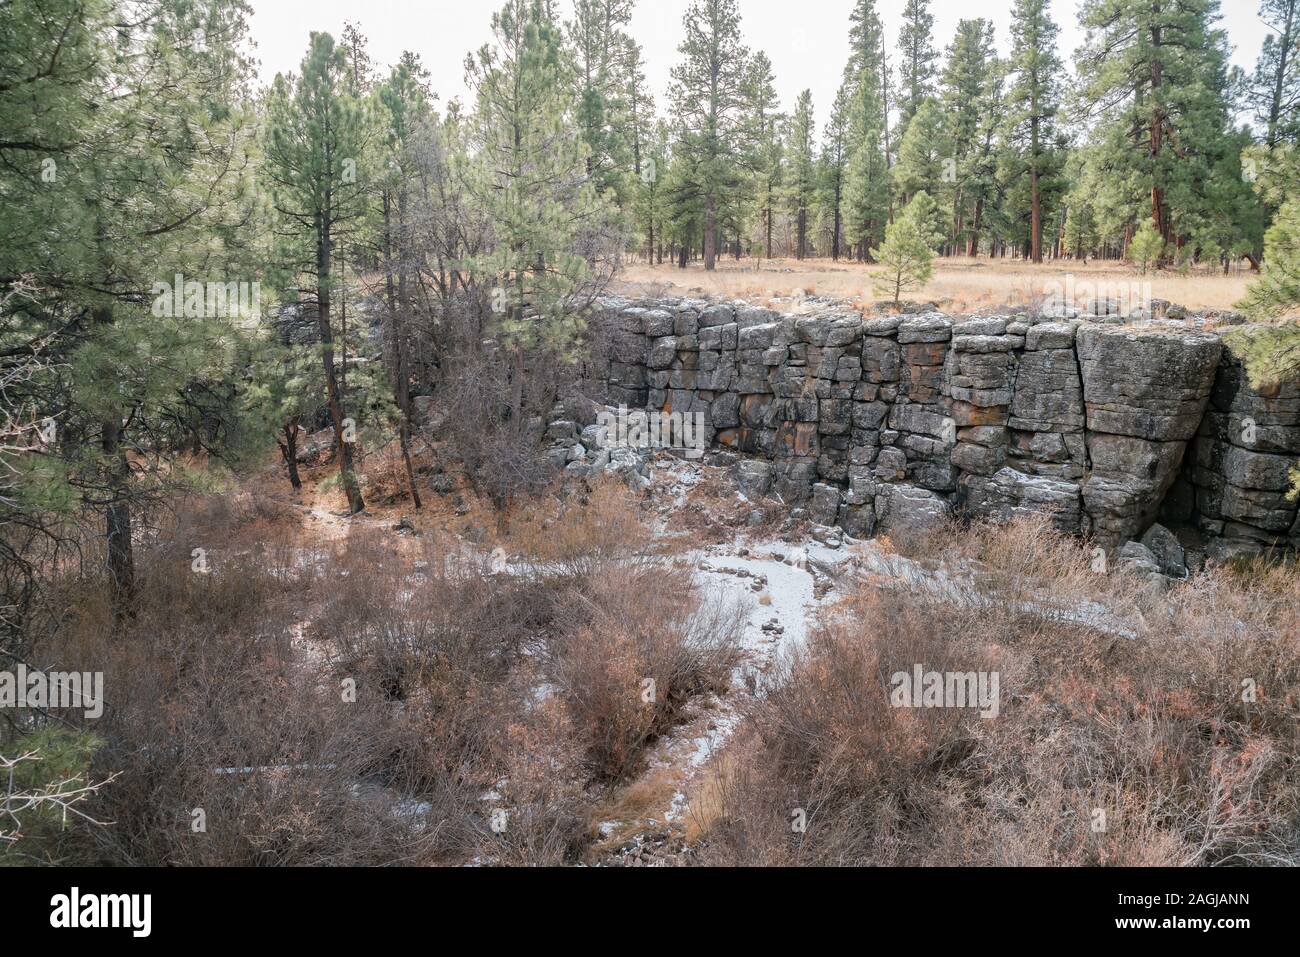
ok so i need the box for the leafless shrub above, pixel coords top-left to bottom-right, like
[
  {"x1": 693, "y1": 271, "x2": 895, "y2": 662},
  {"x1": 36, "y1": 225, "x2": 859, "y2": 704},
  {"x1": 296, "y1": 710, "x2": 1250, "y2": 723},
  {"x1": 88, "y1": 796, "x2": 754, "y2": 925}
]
[
  {"x1": 433, "y1": 342, "x2": 566, "y2": 509},
  {"x1": 506, "y1": 476, "x2": 653, "y2": 582},
  {"x1": 544, "y1": 564, "x2": 744, "y2": 783}
]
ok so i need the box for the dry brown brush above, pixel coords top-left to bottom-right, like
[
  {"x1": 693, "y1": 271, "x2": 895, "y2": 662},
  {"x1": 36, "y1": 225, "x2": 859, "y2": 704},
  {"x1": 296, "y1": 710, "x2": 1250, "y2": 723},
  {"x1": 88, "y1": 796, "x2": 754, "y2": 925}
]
[{"x1": 697, "y1": 516, "x2": 1300, "y2": 866}]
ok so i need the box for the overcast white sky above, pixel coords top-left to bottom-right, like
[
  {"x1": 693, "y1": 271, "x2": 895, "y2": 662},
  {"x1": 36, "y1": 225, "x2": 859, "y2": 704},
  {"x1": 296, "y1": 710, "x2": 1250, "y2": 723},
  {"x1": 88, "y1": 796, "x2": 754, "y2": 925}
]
[{"x1": 247, "y1": 0, "x2": 1269, "y2": 124}]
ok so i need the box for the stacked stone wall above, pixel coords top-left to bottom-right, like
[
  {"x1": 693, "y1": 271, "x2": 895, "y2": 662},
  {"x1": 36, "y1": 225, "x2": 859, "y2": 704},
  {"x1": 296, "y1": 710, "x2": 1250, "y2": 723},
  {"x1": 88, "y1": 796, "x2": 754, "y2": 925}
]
[{"x1": 585, "y1": 296, "x2": 1300, "y2": 557}]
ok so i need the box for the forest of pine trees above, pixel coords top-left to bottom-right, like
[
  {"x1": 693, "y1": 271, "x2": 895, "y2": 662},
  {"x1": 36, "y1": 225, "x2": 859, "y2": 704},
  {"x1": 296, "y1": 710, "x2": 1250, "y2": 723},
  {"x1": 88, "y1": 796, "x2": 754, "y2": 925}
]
[
  {"x1": 2, "y1": 0, "x2": 1300, "y2": 881},
  {"x1": 4, "y1": 0, "x2": 1300, "y2": 625}
]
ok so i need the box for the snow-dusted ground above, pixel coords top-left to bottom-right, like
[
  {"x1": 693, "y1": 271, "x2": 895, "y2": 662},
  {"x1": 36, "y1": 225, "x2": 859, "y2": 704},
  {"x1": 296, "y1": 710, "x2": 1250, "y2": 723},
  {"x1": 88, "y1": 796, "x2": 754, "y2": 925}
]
[
  {"x1": 284, "y1": 451, "x2": 1144, "y2": 862},
  {"x1": 638, "y1": 535, "x2": 857, "y2": 827}
]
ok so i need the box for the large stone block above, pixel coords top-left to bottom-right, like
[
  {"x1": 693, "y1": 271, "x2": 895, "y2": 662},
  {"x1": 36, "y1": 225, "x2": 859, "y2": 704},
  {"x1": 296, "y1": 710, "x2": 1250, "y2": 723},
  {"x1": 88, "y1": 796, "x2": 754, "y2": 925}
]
[
  {"x1": 810, "y1": 483, "x2": 843, "y2": 525},
  {"x1": 1077, "y1": 325, "x2": 1221, "y2": 441},
  {"x1": 738, "y1": 322, "x2": 782, "y2": 350},
  {"x1": 1221, "y1": 446, "x2": 1297, "y2": 490},
  {"x1": 896, "y1": 314, "x2": 953, "y2": 344},
  {"x1": 699, "y1": 303, "x2": 736, "y2": 327},
  {"x1": 952, "y1": 441, "x2": 1005, "y2": 475},
  {"x1": 647, "y1": 337, "x2": 677, "y2": 370},
  {"x1": 733, "y1": 459, "x2": 773, "y2": 499},
  {"x1": 1024, "y1": 321, "x2": 1078, "y2": 351},
  {"x1": 963, "y1": 467, "x2": 1082, "y2": 532},
  {"x1": 710, "y1": 392, "x2": 740, "y2": 429},
  {"x1": 861, "y1": 336, "x2": 901, "y2": 382},
  {"x1": 889, "y1": 403, "x2": 949, "y2": 438},
  {"x1": 641, "y1": 309, "x2": 675, "y2": 337},
  {"x1": 874, "y1": 483, "x2": 949, "y2": 536},
  {"x1": 1083, "y1": 434, "x2": 1189, "y2": 543},
  {"x1": 1009, "y1": 348, "x2": 1085, "y2": 432}
]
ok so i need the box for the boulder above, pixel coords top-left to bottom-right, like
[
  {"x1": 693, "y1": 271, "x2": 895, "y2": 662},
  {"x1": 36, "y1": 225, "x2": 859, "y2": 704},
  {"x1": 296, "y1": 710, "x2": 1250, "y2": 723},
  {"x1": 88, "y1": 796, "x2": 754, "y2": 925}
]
[
  {"x1": 733, "y1": 459, "x2": 773, "y2": 500},
  {"x1": 874, "y1": 483, "x2": 949, "y2": 537},
  {"x1": 1140, "y1": 523, "x2": 1187, "y2": 577}
]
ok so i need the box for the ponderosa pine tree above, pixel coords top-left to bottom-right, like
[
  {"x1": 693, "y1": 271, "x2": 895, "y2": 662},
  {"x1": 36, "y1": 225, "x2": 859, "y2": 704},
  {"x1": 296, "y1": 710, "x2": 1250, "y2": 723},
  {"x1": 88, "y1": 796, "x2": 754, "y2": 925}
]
[
  {"x1": 940, "y1": 19, "x2": 998, "y2": 254},
  {"x1": 872, "y1": 191, "x2": 942, "y2": 303},
  {"x1": 623, "y1": 40, "x2": 654, "y2": 186},
  {"x1": 263, "y1": 32, "x2": 369, "y2": 514},
  {"x1": 1130, "y1": 216, "x2": 1165, "y2": 273},
  {"x1": 1059, "y1": 149, "x2": 1104, "y2": 259},
  {"x1": 463, "y1": 0, "x2": 611, "y2": 426},
  {"x1": 1076, "y1": 0, "x2": 1252, "y2": 260},
  {"x1": 1233, "y1": 142, "x2": 1300, "y2": 497},
  {"x1": 892, "y1": 98, "x2": 949, "y2": 208},
  {"x1": 1239, "y1": 146, "x2": 1300, "y2": 322},
  {"x1": 568, "y1": 0, "x2": 637, "y2": 203},
  {"x1": 668, "y1": 0, "x2": 750, "y2": 271},
  {"x1": 821, "y1": 88, "x2": 852, "y2": 260},
  {"x1": 376, "y1": 58, "x2": 434, "y2": 508},
  {"x1": 1, "y1": 0, "x2": 259, "y2": 622},
  {"x1": 896, "y1": 0, "x2": 939, "y2": 134},
  {"x1": 785, "y1": 91, "x2": 817, "y2": 260},
  {"x1": 626, "y1": 45, "x2": 661, "y2": 260},
  {"x1": 1006, "y1": 0, "x2": 1064, "y2": 262},
  {"x1": 840, "y1": 0, "x2": 890, "y2": 260},
  {"x1": 1231, "y1": 237, "x2": 1300, "y2": 502},
  {"x1": 745, "y1": 53, "x2": 783, "y2": 260},
  {"x1": 634, "y1": 119, "x2": 670, "y2": 263},
  {"x1": 1250, "y1": 0, "x2": 1300, "y2": 149},
  {"x1": 244, "y1": 341, "x2": 324, "y2": 491}
]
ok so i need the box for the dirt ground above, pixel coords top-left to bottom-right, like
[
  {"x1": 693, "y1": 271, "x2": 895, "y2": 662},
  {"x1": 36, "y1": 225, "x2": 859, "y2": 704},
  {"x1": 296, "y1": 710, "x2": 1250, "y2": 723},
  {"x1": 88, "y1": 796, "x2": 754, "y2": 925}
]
[{"x1": 612, "y1": 256, "x2": 1254, "y2": 312}]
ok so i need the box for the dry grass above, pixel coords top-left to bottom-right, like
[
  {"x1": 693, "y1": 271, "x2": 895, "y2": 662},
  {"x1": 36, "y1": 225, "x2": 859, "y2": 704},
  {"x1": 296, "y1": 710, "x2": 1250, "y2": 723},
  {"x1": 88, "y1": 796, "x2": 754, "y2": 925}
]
[
  {"x1": 587, "y1": 766, "x2": 683, "y2": 855},
  {"x1": 13, "y1": 433, "x2": 1297, "y2": 867},
  {"x1": 614, "y1": 256, "x2": 1253, "y2": 312},
  {"x1": 694, "y1": 515, "x2": 1300, "y2": 867}
]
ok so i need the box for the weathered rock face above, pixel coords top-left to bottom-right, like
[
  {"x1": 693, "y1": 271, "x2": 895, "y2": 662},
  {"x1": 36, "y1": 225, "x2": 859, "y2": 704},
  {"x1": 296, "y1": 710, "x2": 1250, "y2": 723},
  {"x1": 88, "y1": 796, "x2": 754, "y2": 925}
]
[
  {"x1": 1178, "y1": 339, "x2": 1300, "y2": 558},
  {"x1": 584, "y1": 296, "x2": 1297, "y2": 555}
]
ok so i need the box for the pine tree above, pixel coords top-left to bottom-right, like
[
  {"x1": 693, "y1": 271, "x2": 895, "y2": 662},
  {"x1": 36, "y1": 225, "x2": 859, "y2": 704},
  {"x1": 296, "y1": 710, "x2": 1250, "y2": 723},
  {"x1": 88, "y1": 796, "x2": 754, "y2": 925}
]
[
  {"x1": 784, "y1": 91, "x2": 817, "y2": 259},
  {"x1": 376, "y1": 57, "x2": 434, "y2": 508},
  {"x1": 634, "y1": 119, "x2": 670, "y2": 263},
  {"x1": 263, "y1": 32, "x2": 370, "y2": 514},
  {"x1": 1232, "y1": 185, "x2": 1300, "y2": 496},
  {"x1": 1076, "y1": 0, "x2": 1255, "y2": 258},
  {"x1": 1, "y1": 0, "x2": 260, "y2": 621},
  {"x1": 897, "y1": 0, "x2": 939, "y2": 131},
  {"x1": 872, "y1": 191, "x2": 941, "y2": 304},
  {"x1": 744, "y1": 53, "x2": 783, "y2": 259},
  {"x1": 1129, "y1": 217, "x2": 1165, "y2": 273},
  {"x1": 940, "y1": 19, "x2": 998, "y2": 254},
  {"x1": 1006, "y1": 0, "x2": 1063, "y2": 262},
  {"x1": 623, "y1": 38, "x2": 654, "y2": 185},
  {"x1": 892, "y1": 98, "x2": 949, "y2": 206},
  {"x1": 1240, "y1": 180, "x2": 1300, "y2": 323},
  {"x1": 821, "y1": 88, "x2": 852, "y2": 260},
  {"x1": 669, "y1": 0, "x2": 750, "y2": 271},
  {"x1": 840, "y1": 0, "x2": 890, "y2": 260},
  {"x1": 568, "y1": 0, "x2": 637, "y2": 201},
  {"x1": 626, "y1": 45, "x2": 661, "y2": 260},
  {"x1": 339, "y1": 20, "x2": 377, "y2": 96},
  {"x1": 463, "y1": 0, "x2": 610, "y2": 422},
  {"x1": 1250, "y1": 0, "x2": 1300, "y2": 149},
  {"x1": 245, "y1": 341, "x2": 324, "y2": 491}
]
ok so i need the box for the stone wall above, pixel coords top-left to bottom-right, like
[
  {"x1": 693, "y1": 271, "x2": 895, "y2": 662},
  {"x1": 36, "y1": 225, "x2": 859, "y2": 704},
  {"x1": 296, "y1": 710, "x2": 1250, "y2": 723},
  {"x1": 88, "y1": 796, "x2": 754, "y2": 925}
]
[{"x1": 584, "y1": 296, "x2": 1300, "y2": 559}]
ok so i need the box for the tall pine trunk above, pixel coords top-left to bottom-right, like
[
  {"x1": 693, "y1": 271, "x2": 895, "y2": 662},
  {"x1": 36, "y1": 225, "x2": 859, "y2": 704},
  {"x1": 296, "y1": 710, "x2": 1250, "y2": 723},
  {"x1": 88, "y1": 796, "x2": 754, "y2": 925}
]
[
  {"x1": 279, "y1": 418, "x2": 303, "y2": 490},
  {"x1": 391, "y1": 189, "x2": 422, "y2": 509},
  {"x1": 703, "y1": 195, "x2": 717, "y2": 270},
  {"x1": 317, "y1": 207, "x2": 365, "y2": 514},
  {"x1": 91, "y1": 305, "x2": 135, "y2": 625}
]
